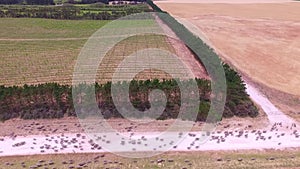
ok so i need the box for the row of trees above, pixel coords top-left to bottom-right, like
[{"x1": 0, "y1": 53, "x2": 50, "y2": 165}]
[
  {"x1": 0, "y1": 67, "x2": 258, "y2": 122},
  {"x1": 0, "y1": 0, "x2": 54, "y2": 5},
  {"x1": 0, "y1": 0, "x2": 146, "y2": 5},
  {"x1": 67, "y1": 0, "x2": 146, "y2": 4},
  {"x1": 0, "y1": 5, "x2": 151, "y2": 19},
  {"x1": 0, "y1": 6, "x2": 80, "y2": 19},
  {"x1": 0, "y1": 79, "x2": 209, "y2": 121},
  {"x1": 0, "y1": 0, "x2": 22, "y2": 4},
  {"x1": 26, "y1": 0, "x2": 54, "y2": 5},
  {"x1": 67, "y1": 0, "x2": 109, "y2": 4}
]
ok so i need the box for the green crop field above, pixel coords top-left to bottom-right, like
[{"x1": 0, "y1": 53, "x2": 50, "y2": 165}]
[
  {"x1": 0, "y1": 18, "x2": 109, "y2": 39},
  {"x1": 0, "y1": 18, "x2": 107, "y2": 85},
  {"x1": 0, "y1": 18, "x2": 179, "y2": 86}
]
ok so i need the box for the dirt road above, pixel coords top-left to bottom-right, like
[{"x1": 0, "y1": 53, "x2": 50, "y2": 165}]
[{"x1": 0, "y1": 120, "x2": 299, "y2": 156}]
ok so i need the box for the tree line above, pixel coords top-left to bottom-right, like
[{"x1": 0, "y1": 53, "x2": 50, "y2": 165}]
[
  {"x1": 0, "y1": 66, "x2": 258, "y2": 122},
  {"x1": 0, "y1": 0, "x2": 146, "y2": 5},
  {"x1": 0, "y1": 0, "x2": 54, "y2": 5},
  {"x1": 0, "y1": 4, "x2": 151, "y2": 19},
  {"x1": 67, "y1": 0, "x2": 146, "y2": 4}
]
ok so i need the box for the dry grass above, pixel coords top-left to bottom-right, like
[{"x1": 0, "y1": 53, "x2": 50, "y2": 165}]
[
  {"x1": 157, "y1": 2, "x2": 300, "y2": 96},
  {"x1": 1, "y1": 150, "x2": 300, "y2": 169},
  {"x1": 157, "y1": 2, "x2": 300, "y2": 21},
  {"x1": 0, "y1": 114, "x2": 268, "y2": 137}
]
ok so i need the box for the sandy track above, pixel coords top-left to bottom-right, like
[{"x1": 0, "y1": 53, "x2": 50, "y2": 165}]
[
  {"x1": 245, "y1": 83, "x2": 296, "y2": 125},
  {"x1": 0, "y1": 122, "x2": 299, "y2": 156}
]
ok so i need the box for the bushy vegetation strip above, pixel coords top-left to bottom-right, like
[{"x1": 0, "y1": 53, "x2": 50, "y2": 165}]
[
  {"x1": 0, "y1": 4, "x2": 151, "y2": 20},
  {"x1": 0, "y1": 67, "x2": 258, "y2": 122},
  {"x1": 0, "y1": 0, "x2": 146, "y2": 5},
  {"x1": 0, "y1": 0, "x2": 55, "y2": 5}
]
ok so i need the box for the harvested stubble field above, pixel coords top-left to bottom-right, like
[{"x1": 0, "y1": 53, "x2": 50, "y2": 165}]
[
  {"x1": 0, "y1": 150, "x2": 300, "y2": 169},
  {"x1": 156, "y1": 1, "x2": 300, "y2": 119},
  {"x1": 156, "y1": 1, "x2": 300, "y2": 95},
  {"x1": 0, "y1": 17, "x2": 205, "y2": 86}
]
